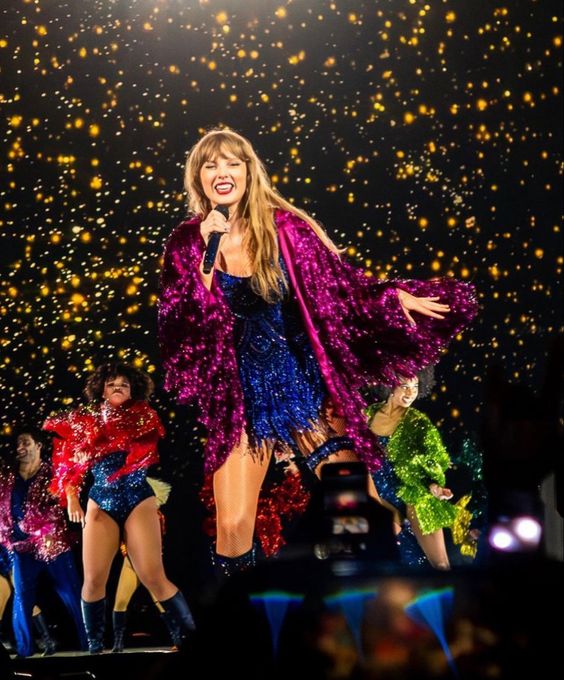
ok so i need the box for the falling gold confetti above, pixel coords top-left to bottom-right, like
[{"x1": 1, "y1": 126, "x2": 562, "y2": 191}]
[{"x1": 0, "y1": 0, "x2": 561, "y2": 465}]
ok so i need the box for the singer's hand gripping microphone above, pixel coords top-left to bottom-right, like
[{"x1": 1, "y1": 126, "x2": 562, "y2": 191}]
[{"x1": 202, "y1": 204, "x2": 229, "y2": 275}]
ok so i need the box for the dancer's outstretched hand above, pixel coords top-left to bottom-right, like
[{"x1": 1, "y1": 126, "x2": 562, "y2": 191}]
[{"x1": 397, "y1": 289, "x2": 451, "y2": 326}]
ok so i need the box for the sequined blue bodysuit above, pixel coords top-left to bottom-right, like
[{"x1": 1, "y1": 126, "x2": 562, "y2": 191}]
[
  {"x1": 89, "y1": 451, "x2": 154, "y2": 526},
  {"x1": 372, "y1": 436, "x2": 403, "y2": 510},
  {"x1": 373, "y1": 435, "x2": 427, "y2": 568},
  {"x1": 216, "y1": 268, "x2": 325, "y2": 449}
]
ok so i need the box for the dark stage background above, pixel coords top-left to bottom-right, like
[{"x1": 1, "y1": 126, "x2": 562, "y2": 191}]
[{"x1": 0, "y1": 0, "x2": 562, "y2": 591}]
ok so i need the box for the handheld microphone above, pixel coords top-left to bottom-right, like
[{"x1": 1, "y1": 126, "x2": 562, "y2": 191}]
[{"x1": 202, "y1": 204, "x2": 229, "y2": 275}]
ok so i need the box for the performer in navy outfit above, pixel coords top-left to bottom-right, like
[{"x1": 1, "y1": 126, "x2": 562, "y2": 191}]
[{"x1": 0, "y1": 428, "x2": 87, "y2": 657}]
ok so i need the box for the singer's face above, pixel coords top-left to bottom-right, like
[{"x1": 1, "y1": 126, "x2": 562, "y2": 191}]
[{"x1": 200, "y1": 149, "x2": 247, "y2": 211}]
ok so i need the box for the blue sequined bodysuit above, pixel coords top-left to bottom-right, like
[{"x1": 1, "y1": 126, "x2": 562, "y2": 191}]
[
  {"x1": 372, "y1": 436, "x2": 403, "y2": 510},
  {"x1": 89, "y1": 451, "x2": 154, "y2": 526},
  {"x1": 216, "y1": 268, "x2": 325, "y2": 448}
]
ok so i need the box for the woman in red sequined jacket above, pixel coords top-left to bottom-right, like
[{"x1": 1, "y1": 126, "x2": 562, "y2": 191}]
[{"x1": 43, "y1": 362, "x2": 195, "y2": 653}]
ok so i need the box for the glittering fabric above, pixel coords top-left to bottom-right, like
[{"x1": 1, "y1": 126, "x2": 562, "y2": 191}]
[
  {"x1": 201, "y1": 469, "x2": 311, "y2": 558},
  {"x1": 457, "y1": 438, "x2": 485, "y2": 481},
  {"x1": 369, "y1": 436, "x2": 427, "y2": 567},
  {"x1": 0, "y1": 462, "x2": 76, "y2": 561},
  {"x1": 0, "y1": 544, "x2": 11, "y2": 576},
  {"x1": 396, "y1": 521, "x2": 428, "y2": 568},
  {"x1": 366, "y1": 404, "x2": 458, "y2": 534},
  {"x1": 211, "y1": 545, "x2": 256, "y2": 576},
  {"x1": 216, "y1": 267, "x2": 324, "y2": 448},
  {"x1": 159, "y1": 218, "x2": 245, "y2": 474},
  {"x1": 454, "y1": 437, "x2": 488, "y2": 530},
  {"x1": 89, "y1": 451, "x2": 155, "y2": 525},
  {"x1": 371, "y1": 436, "x2": 404, "y2": 511},
  {"x1": 159, "y1": 210, "x2": 477, "y2": 474},
  {"x1": 43, "y1": 400, "x2": 164, "y2": 505},
  {"x1": 451, "y1": 494, "x2": 478, "y2": 558},
  {"x1": 304, "y1": 436, "x2": 355, "y2": 472},
  {"x1": 447, "y1": 437, "x2": 488, "y2": 558}
]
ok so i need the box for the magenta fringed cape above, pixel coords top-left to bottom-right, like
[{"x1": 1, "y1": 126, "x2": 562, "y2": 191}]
[{"x1": 158, "y1": 210, "x2": 477, "y2": 475}]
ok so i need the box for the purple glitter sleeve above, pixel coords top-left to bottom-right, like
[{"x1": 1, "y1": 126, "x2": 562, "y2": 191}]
[
  {"x1": 158, "y1": 212, "x2": 477, "y2": 475},
  {"x1": 158, "y1": 218, "x2": 245, "y2": 473},
  {"x1": 277, "y1": 210, "x2": 478, "y2": 469}
]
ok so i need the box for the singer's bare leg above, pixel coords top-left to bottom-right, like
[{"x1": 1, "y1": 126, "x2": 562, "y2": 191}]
[{"x1": 213, "y1": 431, "x2": 272, "y2": 557}]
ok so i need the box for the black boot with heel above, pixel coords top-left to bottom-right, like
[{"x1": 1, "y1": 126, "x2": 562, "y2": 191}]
[
  {"x1": 81, "y1": 598, "x2": 105, "y2": 654},
  {"x1": 32, "y1": 612, "x2": 56, "y2": 656},
  {"x1": 159, "y1": 591, "x2": 195, "y2": 649},
  {"x1": 111, "y1": 610, "x2": 126, "y2": 653}
]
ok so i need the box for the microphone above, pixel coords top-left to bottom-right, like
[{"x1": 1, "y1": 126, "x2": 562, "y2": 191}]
[{"x1": 202, "y1": 204, "x2": 229, "y2": 275}]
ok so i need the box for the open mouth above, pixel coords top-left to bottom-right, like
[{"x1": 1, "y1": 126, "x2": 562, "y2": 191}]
[{"x1": 214, "y1": 182, "x2": 234, "y2": 195}]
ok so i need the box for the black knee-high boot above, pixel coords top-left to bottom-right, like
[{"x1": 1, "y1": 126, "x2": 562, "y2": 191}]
[
  {"x1": 81, "y1": 598, "x2": 105, "y2": 654},
  {"x1": 159, "y1": 591, "x2": 195, "y2": 647},
  {"x1": 111, "y1": 610, "x2": 126, "y2": 653},
  {"x1": 32, "y1": 612, "x2": 56, "y2": 656},
  {"x1": 212, "y1": 544, "x2": 256, "y2": 582},
  {"x1": 157, "y1": 606, "x2": 182, "y2": 648}
]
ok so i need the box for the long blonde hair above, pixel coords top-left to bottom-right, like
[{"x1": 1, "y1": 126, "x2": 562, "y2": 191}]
[{"x1": 184, "y1": 128, "x2": 341, "y2": 302}]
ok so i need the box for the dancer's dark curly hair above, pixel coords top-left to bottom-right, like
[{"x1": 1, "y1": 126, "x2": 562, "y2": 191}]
[
  {"x1": 368, "y1": 364, "x2": 436, "y2": 402},
  {"x1": 84, "y1": 362, "x2": 154, "y2": 401}
]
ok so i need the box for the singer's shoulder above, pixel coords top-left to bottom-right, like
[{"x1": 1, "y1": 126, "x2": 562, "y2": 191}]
[
  {"x1": 275, "y1": 209, "x2": 310, "y2": 234},
  {"x1": 165, "y1": 216, "x2": 202, "y2": 245}
]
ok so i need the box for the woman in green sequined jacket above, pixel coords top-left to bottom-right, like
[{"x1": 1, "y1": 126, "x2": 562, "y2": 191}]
[{"x1": 366, "y1": 368, "x2": 457, "y2": 569}]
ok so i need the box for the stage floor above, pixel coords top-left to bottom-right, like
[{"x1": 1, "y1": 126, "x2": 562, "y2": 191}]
[{"x1": 2, "y1": 555, "x2": 562, "y2": 680}]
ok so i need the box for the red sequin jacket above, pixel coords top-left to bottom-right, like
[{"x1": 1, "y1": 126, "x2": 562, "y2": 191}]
[{"x1": 43, "y1": 400, "x2": 165, "y2": 506}]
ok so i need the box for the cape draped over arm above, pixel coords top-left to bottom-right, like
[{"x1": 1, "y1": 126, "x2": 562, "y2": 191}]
[
  {"x1": 0, "y1": 463, "x2": 74, "y2": 561},
  {"x1": 158, "y1": 211, "x2": 477, "y2": 473},
  {"x1": 277, "y1": 210, "x2": 477, "y2": 470},
  {"x1": 158, "y1": 218, "x2": 245, "y2": 474}
]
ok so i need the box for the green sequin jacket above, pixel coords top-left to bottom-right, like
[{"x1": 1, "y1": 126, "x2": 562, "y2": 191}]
[{"x1": 366, "y1": 404, "x2": 458, "y2": 534}]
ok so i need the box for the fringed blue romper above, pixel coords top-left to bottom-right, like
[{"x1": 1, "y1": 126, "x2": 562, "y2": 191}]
[{"x1": 215, "y1": 267, "x2": 326, "y2": 451}]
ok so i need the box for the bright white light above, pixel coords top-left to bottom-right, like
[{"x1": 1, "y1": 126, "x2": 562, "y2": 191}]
[
  {"x1": 489, "y1": 526, "x2": 517, "y2": 551},
  {"x1": 512, "y1": 516, "x2": 542, "y2": 545},
  {"x1": 489, "y1": 515, "x2": 543, "y2": 553}
]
